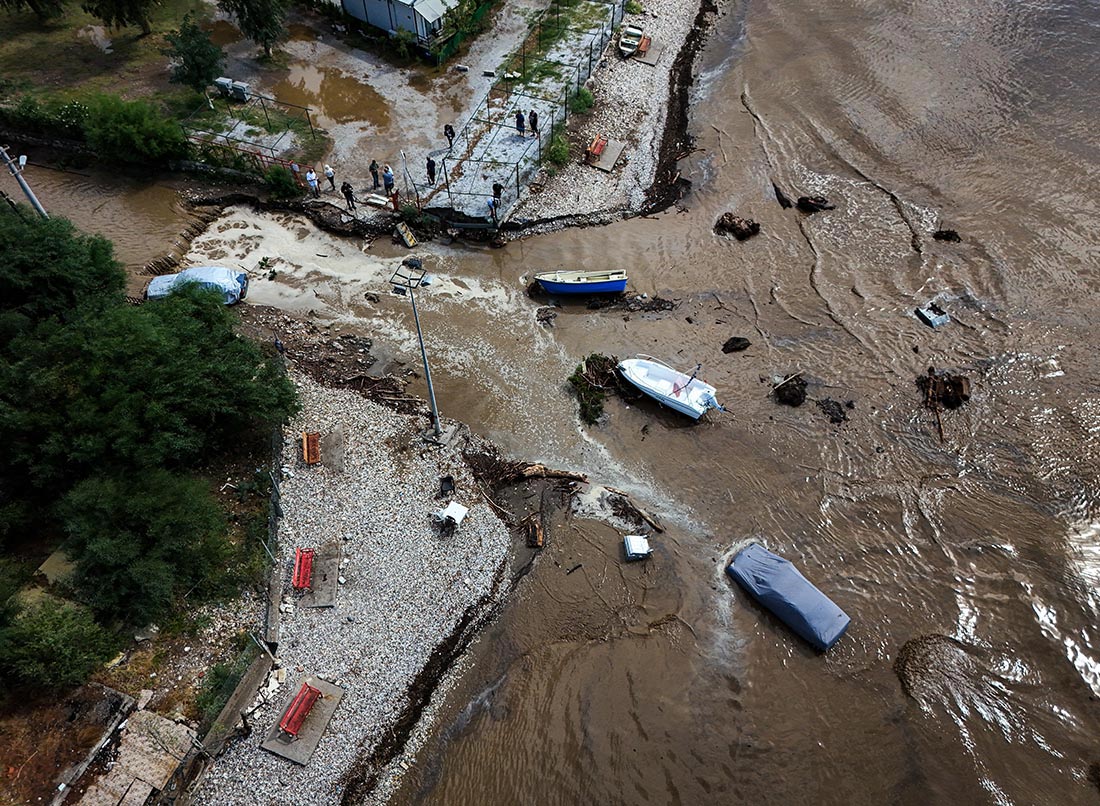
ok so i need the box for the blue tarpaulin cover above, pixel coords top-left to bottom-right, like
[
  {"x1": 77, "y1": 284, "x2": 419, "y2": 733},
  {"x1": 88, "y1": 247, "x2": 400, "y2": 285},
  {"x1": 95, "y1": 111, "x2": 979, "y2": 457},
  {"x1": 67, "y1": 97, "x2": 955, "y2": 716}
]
[
  {"x1": 146, "y1": 266, "x2": 249, "y2": 305},
  {"x1": 726, "y1": 543, "x2": 850, "y2": 651}
]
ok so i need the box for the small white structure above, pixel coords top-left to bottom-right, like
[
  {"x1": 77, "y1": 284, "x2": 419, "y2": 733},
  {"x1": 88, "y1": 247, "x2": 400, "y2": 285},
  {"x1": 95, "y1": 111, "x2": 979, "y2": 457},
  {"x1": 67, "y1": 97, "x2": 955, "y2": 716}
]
[
  {"x1": 623, "y1": 534, "x2": 652, "y2": 561},
  {"x1": 342, "y1": 0, "x2": 457, "y2": 45},
  {"x1": 434, "y1": 501, "x2": 469, "y2": 529}
]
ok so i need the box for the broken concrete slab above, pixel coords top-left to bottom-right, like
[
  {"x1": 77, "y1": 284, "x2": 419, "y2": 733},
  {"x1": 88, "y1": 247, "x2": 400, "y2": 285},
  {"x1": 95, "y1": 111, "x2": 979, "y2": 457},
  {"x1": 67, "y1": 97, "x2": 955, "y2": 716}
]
[
  {"x1": 588, "y1": 138, "x2": 626, "y2": 172},
  {"x1": 260, "y1": 676, "x2": 345, "y2": 765},
  {"x1": 637, "y1": 42, "x2": 663, "y2": 66}
]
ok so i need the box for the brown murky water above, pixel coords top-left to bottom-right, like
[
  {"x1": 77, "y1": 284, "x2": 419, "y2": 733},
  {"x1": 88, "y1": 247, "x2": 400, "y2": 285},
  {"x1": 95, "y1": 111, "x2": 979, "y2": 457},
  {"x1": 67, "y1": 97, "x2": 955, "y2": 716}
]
[{"x1": 20, "y1": 0, "x2": 1100, "y2": 802}]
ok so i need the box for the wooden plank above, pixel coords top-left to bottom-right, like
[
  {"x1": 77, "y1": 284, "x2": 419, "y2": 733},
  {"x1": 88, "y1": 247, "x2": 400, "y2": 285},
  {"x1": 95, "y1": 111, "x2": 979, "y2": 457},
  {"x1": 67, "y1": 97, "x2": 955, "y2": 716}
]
[{"x1": 301, "y1": 431, "x2": 321, "y2": 465}]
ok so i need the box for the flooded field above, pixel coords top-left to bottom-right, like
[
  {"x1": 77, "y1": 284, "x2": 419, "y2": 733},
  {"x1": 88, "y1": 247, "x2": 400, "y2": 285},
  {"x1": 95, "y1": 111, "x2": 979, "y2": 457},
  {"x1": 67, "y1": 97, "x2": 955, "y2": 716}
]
[{"x1": 20, "y1": 0, "x2": 1100, "y2": 802}]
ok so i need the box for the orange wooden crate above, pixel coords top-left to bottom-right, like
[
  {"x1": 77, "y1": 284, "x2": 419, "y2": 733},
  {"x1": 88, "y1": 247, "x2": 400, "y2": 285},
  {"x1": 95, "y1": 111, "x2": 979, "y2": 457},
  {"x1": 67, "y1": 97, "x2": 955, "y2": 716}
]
[{"x1": 301, "y1": 431, "x2": 321, "y2": 465}]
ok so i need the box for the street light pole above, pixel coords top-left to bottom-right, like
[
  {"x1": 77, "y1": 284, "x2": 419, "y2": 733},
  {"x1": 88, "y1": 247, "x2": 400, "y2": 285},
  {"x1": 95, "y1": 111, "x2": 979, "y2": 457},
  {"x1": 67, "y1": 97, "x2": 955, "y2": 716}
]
[
  {"x1": 391, "y1": 258, "x2": 443, "y2": 439},
  {"x1": 0, "y1": 145, "x2": 49, "y2": 219}
]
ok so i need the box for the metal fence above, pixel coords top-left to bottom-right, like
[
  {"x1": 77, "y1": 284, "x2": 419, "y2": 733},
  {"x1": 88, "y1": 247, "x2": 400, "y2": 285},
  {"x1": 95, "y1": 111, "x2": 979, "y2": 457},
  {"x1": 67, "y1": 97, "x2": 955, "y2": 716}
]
[{"x1": 412, "y1": 0, "x2": 625, "y2": 223}]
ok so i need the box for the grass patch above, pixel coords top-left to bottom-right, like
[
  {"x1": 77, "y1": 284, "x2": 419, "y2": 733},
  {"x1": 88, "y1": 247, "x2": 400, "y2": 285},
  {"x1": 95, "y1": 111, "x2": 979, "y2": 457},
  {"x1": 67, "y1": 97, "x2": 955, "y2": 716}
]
[
  {"x1": 569, "y1": 86, "x2": 594, "y2": 114},
  {"x1": 625, "y1": 0, "x2": 643, "y2": 13},
  {"x1": 193, "y1": 635, "x2": 259, "y2": 730}
]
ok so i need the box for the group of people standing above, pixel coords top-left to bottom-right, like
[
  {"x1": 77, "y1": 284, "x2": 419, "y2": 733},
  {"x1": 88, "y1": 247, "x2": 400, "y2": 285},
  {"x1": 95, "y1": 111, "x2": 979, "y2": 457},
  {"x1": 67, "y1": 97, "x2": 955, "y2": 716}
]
[{"x1": 294, "y1": 116, "x2": 523, "y2": 223}]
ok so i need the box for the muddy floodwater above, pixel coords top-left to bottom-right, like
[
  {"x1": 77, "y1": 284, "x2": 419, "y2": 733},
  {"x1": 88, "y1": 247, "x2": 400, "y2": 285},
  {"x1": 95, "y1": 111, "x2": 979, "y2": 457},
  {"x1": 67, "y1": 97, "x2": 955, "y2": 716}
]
[{"x1": 27, "y1": 0, "x2": 1100, "y2": 802}]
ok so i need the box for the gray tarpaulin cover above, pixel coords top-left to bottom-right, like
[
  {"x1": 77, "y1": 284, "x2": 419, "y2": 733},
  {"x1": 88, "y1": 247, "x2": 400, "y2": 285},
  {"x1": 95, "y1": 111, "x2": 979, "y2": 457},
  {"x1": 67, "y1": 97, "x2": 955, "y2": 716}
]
[
  {"x1": 146, "y1": 266, "x2": 248, "y2": 304},
  {"x1": 726, "y1": 543, "x2": 850, "y2": 651}
]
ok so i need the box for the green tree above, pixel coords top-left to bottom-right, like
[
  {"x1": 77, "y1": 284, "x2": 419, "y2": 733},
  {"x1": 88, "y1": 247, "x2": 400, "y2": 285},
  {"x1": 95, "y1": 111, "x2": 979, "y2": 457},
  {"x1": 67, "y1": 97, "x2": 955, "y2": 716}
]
[
  {"x1": 0, "y1": 599, "x2": 114, "y2": 690},
  {"x1": 81, "y1": 0, "x2": 154, "y2": 35},
  {"x1": 0, "y1": 0, "x2": 67, "y2": 22},
  {"x1": 219, "y1": 0, "x2": 288, "y2": 57},
  {"x1": 0, "y1": 284, "x2": 298, "y2": 489},
  {"x1": 162, "y1": 15, "x2": 225, "y2": 93},
  {"x1": 0, "y1": 213, "x2": 124, "y2": 347},
  {"x1": 60, "y1": 471, "x2": 231, "y2": 625},
  {"x1": 81, "y1": 94, "x2": 190, "y2": 165}
]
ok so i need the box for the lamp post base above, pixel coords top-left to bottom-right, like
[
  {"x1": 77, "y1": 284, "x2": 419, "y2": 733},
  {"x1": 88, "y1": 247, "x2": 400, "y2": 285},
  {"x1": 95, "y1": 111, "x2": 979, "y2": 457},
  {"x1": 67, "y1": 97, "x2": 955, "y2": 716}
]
[{"x1": 422, "y1": 423, "x2": 460, "y2": 447}]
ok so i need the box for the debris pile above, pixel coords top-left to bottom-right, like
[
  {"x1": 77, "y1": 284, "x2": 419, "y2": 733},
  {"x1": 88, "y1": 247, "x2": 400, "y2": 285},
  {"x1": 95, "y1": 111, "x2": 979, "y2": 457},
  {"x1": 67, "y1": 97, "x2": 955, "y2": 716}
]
[
  {"x1": 585, "y1": 294, "x2": 676, "y2": 313},
  {"x1": 773, "y1": 373, "x2": 807, "y2": 407},
  {"x1": 714, "y1": 212, "x2": 761, "y2": 240},
  {"x1": 816, "y1": 398, "x2": 852, "y2": 425},
  {"x1": 933, "y1": 229, "x2": 962, "y2": 243},
  {"x1": 568, "y1": 353, "x2": 623, "y2": 424},
  {"x1": 918, "y1": 367, "x2": 971, "y2": 410}
]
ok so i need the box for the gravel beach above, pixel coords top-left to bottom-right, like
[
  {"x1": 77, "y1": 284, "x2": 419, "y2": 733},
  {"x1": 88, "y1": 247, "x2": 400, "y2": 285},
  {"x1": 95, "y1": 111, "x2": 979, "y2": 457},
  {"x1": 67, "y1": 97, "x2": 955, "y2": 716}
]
[
  {"x1": 515, "y1": 0, "x2": 705, "y2": 221},
  {"x1": 192, "y1": 373, "x2": 513, "y2": 805}
]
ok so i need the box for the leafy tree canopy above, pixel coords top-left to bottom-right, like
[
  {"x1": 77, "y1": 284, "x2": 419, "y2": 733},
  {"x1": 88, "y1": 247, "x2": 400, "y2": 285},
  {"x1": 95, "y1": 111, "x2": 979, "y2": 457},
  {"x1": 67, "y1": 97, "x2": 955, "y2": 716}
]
[
  {"x1": 0, "y1": 283, "x2": 298, "y2": 489},
  {"x1": 60, "y1": 471, "x2": 230, "y2": 625},
  {"x1": 0, "y1": 0, "x2": 67, "y2": 22},
  {"x1": 0, "y1": 213, "x2": 124, "y2": 346},
  {"x1": 81, "y1": 0, "x2": 153, "y2": 34},
  {"x1": 163, "y1": 14, "x2": 225, "y2": 93},
  {"x1": 219, "y1": 0, "x2": 288, "y2": 56}
]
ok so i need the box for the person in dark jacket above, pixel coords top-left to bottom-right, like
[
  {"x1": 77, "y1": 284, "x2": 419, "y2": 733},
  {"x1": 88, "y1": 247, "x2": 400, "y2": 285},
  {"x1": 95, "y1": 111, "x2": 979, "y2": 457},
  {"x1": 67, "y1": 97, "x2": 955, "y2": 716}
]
[
  {"x1": 528, "y1": 109, "x2": 538, "y2": 137},
  {"x1": 427, "y1": 156, "x2": 437, "y2": 185},
  {"x1": 340, "y1": 181, "x2": 356, "y2": 211},
  {"x1": 444, "y1": 123, "x2": 455, "y2": 149},
  {"x1": 492, "y1": 181, "x2": 504, "y2": 202},
  {"x1": 515, "y1": 110, "x2": 525, "y2": 136},
  {"x1": 369, "y1": 159, "x2": 380, "y2": 190}
]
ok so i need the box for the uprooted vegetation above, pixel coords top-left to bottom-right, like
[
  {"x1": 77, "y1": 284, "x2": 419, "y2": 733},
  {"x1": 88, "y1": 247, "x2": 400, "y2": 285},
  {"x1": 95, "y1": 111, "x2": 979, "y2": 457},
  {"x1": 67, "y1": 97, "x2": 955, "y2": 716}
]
[{"x1": 567, "y1": 353, "x2": 627, "y2": 424}]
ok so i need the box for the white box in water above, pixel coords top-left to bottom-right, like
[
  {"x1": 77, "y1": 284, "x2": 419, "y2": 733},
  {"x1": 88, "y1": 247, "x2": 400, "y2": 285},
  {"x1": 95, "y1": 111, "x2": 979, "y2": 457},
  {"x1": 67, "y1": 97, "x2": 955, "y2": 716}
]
[
  {"x1": 434, "y1": 501, "x2": 469, "y2": 528},
  {"x1": 624, "y1": 534, "x2": 652, "y2": 561}
]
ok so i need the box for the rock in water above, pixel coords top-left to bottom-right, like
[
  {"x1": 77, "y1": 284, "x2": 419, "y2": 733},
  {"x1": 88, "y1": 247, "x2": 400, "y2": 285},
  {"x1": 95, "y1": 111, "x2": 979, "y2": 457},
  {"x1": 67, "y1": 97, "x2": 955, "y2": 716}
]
[
  {"x1": 772, "y1": 182, "x2": 793, "y2": 209},
  {"x1": 722, "y1": 337, "x2": 751, "y2": 353},
  {"x1": 714, "y1": 212, "x2": 761, "y2": 241},
  {"x1": 773, "y1": 375, "x2": 807, "y2": 406},
  {"x1": 933, "y1": 229, "x2": 962, "y2": 242},
  {"x1": 796, "y1": 195, "x2": 836, "y2": 213}
]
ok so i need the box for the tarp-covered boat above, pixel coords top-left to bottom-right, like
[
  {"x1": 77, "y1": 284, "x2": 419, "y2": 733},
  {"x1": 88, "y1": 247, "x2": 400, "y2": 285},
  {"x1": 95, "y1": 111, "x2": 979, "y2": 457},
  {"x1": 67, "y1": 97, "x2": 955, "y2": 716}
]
[
  {"x1": 535, "y1": 270, "x2": 627, "y2": 295},
  {"x1": 146, "y1": 266, "x2": 249, "y2": 305},
  {"x1": 617, "y1": 356, "x2": 723, "y2": 419},
  {"x1": 726, "y1": 543, "x2": 850, "y2": 651}
]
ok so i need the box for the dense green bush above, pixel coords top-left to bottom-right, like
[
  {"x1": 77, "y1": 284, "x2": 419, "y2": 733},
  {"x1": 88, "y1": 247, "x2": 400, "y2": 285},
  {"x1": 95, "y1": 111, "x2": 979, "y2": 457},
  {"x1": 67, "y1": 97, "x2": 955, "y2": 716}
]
[
  {"x1": 0, "y1": 600, "x2": 114, "y2": 690},
  {"x1": 569, "y1": 87, "x2": 594, "y2": 114},
  {"x1": 2, "y1": 284, "x2": 297, "y2": 487},
  {"x1": 625, "y1": 0, "x2": 643, "y2": 13},
  {"x1": 82, "y1": 94, "x2": 191, "y2": 165},
  {"x1": 61, "y1": 471, "x2": 231, "y2": 625},
  {"x1": 264, "y1": 165, "x2": 302, "y2": 199},
  {"x1": 547, "y1": 130, "x2": 570, "y2": 166},
  {"x1": 163, "y1": 15, "x2": 225, "y2": 93}
]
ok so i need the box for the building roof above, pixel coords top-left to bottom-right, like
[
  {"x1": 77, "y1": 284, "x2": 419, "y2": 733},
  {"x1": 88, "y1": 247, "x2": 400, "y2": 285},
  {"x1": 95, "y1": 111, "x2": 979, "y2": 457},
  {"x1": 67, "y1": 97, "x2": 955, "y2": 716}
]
[{"x1": 393, "y1": 0, "x2": 456, "y2": 22}]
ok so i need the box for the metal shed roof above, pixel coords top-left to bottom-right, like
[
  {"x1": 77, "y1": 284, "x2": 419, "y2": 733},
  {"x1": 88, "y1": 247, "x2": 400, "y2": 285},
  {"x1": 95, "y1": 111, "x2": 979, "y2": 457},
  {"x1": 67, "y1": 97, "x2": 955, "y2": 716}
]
[{"x1": 393, "y1": 0, "x2": 455, "y2": 22}]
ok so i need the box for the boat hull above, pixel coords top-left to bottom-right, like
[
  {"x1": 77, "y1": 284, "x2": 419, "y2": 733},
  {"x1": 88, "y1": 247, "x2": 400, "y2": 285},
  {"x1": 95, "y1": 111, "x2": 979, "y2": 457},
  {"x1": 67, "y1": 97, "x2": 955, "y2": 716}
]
[
  {"x1": 535, "y1": 270, "x2": 628, "y2": 295},
  {"x1": 617, "y1": 357, "x2": 720, "y2": 419},
  {"x1": 537, "y1": 277, "x2": 628, "y2": 294}
]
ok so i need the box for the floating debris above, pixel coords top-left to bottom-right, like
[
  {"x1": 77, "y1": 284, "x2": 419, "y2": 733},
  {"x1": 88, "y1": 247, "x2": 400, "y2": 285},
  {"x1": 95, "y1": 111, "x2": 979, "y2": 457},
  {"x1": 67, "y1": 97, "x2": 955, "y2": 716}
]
[
  {"x1": 918, "y1": 367, "x2": 970, "y2": 411},
  {"x1": 915, "y1": 301, "x2": 950, "y2": 328},
  {"x1": 568, "y1": 353, "x2": 621, "y2": 424},
  {"x1": 722, "y1": 336, "x2": 751, "y2": 353},
  {"x1": 933, "y1": 229, "x2": 962, "y2": 243},
  {"x1": 796, "y1": 195, "x2": 835, "y2": 213},
  {"x1": 816, "y1": 398, "x2": 851, "y2": 425},
  {"x1": 714, "y1": 212, "x2": 760, "y2": 240},
  {"x1": 772, "y1": 181, "x2": 793, "y2": 209},
  {"x1": 773, "y1": 373, "x2": 807, "y2": 407}
]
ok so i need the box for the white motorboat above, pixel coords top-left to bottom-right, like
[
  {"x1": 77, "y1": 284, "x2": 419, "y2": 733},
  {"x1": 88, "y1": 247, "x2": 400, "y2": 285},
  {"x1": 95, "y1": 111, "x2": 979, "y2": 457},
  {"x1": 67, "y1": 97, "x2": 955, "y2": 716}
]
[{"x1": 617, "y1": 356, "x2": 724, "y2": 420}]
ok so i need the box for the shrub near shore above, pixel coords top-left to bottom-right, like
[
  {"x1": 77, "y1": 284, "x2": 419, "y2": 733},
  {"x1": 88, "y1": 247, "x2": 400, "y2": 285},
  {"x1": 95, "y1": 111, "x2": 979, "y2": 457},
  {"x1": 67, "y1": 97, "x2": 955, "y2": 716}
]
[{"x1": 0, "y1": 210, "x2": 297, "y2": 691}]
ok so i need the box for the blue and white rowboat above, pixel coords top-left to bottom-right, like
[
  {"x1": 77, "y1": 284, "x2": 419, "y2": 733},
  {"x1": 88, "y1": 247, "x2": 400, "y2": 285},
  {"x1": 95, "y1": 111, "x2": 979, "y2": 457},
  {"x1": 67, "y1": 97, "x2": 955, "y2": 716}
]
[
  {"x1": 535, "y1": 269, "x2": 628, "y2": 295},
  {"x1": 617, "y1": 356, "x2": 724, "y2": 420}
]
